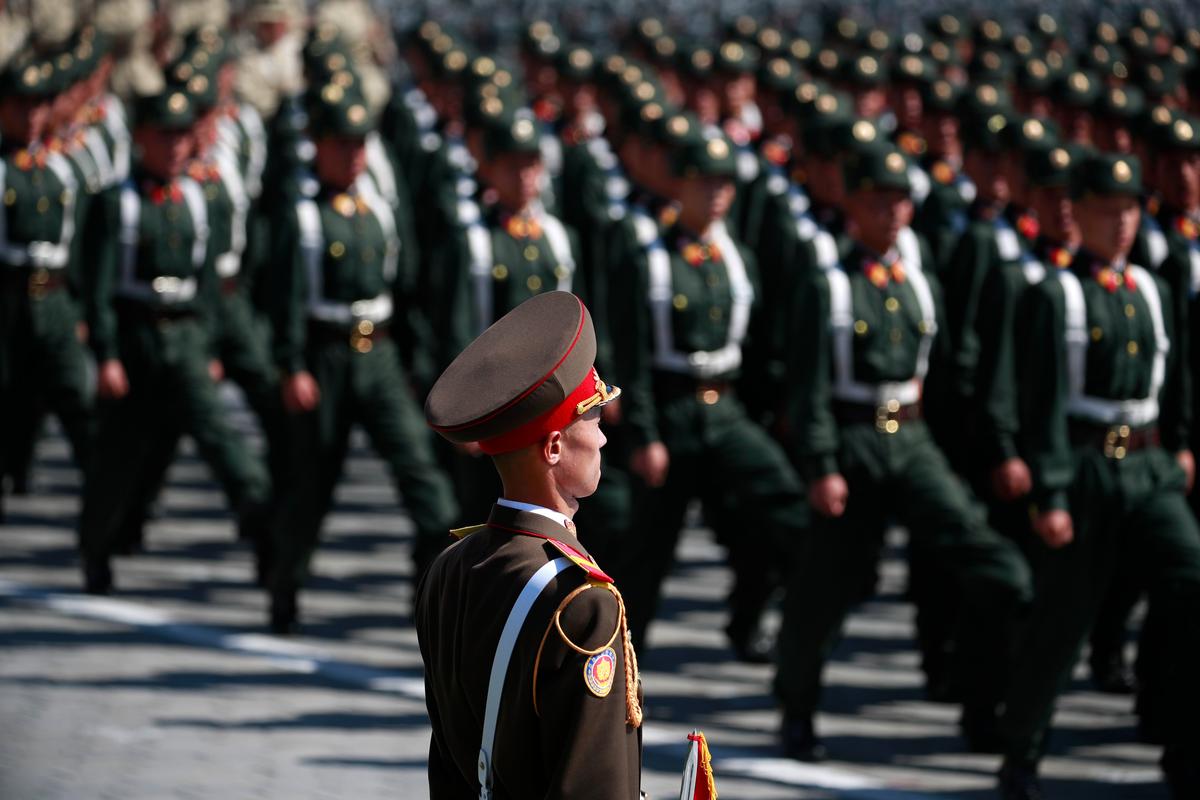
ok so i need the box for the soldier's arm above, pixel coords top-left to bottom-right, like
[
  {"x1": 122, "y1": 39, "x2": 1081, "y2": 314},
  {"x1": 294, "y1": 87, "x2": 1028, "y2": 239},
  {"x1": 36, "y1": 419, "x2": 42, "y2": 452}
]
[
  {"x1": 1017, "y1": 280, "x2": 1074, "y2": 512},
  {"x1": 789, "y1": 272, "x2": 839, "y2": 479},
  {"x1": 86, "y1": 187, "x2": 121, "y2": 362},
  {"x1": 973, "y1": 265, "x2": 1029, "y2": 467},
  {"x1": 269, "y1": 207, "x2": 308, "y2": 374},
  {"x1": 535, "y1": 586, "x2": 642, "y2": 800},
  {"x1": 609, "y1": 235, "x2": 660, "y2": 447},
  {"x1": 943, "y1": 224, "x2": 994, "y2": 399},
  {"x1": 1153, "y1": 272, "x2": 1189, "y2": 451}
]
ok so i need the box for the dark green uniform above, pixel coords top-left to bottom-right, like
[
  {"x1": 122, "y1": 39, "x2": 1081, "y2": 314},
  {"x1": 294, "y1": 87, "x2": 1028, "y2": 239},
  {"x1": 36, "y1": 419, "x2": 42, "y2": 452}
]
[{"x1": 776, "y1": 227, "x2": 1032, "y2": 744}]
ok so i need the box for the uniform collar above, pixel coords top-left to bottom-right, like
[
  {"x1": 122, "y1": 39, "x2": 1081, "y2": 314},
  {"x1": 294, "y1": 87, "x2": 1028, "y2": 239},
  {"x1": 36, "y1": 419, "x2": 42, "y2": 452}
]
[{"x1": 495, "y1": 497, "x2": 573, "y2": 531}]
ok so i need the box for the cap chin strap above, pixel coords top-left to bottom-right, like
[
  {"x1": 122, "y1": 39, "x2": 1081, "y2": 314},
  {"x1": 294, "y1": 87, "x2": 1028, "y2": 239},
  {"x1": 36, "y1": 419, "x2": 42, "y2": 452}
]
[{"x1": 478, "y1": 557, "x2": 571, "y2": 800}]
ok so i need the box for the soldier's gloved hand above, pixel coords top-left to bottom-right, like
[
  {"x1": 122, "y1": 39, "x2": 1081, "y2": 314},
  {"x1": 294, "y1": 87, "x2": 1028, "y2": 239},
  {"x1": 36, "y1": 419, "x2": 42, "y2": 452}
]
[
  {"x1": 990, "y1": 457, "x2": 1032, "y2": 502},
  {"x1": 809, "y1": 473, "x2": 849, "y2": 518},
  {"x1": 97, "y1": 359, "x2": 129, "y2": 400},
  {"x1": 282, "y1": 371, "x2": 321, "y2": 413},
  {"x1": 632, "y1": 442, "x2": 670, "y2": 488},
  {"x1": 208, "y1": 360, "x2": 225, "y2": 384},
  {"x1": 1177, "y1": 450, "x2": 1195, "y2": 495},
  {"x1": 1033, "y1": 510, "x2": 1073, "y2": 549}
]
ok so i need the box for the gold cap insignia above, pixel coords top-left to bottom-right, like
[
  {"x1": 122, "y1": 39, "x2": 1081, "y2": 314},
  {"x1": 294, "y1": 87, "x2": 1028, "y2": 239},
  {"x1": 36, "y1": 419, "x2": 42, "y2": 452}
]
[
  {"x1": 815, "y1": 94, "x2": 837, "y2": 113},
  {"x1": 1175, "y1": 120, "x2": 1195, "y2": 142},
  {"x1": 987, "y1": 114, "x2": 1007, "y2": 133},
  {"x1": 852, "y1": 120, "x2": 877, "y2": 142},
  {"x1": 668, "y1": 116, "x2": 689, "y2": 136},
  {"x1": 446, "y1": 51, "x2": 467, "y2": 71},
  {"x1": 770, "y1": 59, "x2": 790, "y2": 77},
  {"x1": 859, "y1": 56, "x2": 878, "y2": 75},
  {"x1": 759, "y1": 28, "x2": 782, "y2": 49},
  {"x1": 791, "y1": 39, "x2": 812, "y2": 60},
  {"x1": 321, "y1": 83, "x2": 343, "y2": 103},
  {"x1": 1050, "y1": 148, "x2": 1070, "y2": 168},
  {"x1": 1153, "y1": 105, "x2": 1172, "y2": 125},
  {"x1": 720, "y1": 42, "x2": 744, "y2": 62},
  {"x1": 1023, "y1": 119, "x2": 1044, "y2": 139},
  {"x1": 691, "y1": 51, "x2": 712, "y2": 70},
  {"x1": 1112, "y1": 160, "x2": 1132, "y2": 183},
  {"x1": 513, "y1": 118, "x2": 535, "y2": 141},
  {"x1": 167, "y1": 92, "x2": 188, "y2": 114},
  {"x1": 886, "y1": 152, "x2": 906, "y2": 173},
  {"x1": 977, "y1": 85, "x2": 998, "y2": 105},
  {"x1": 707, "y1": 138, "x2": 730, "y2": 159},
  {"x1": 22, "y1": 65, "x2": 38, "y2": 86},
  {"x1": 868, "y1": 30, "x2": 889, "y2": 50},
  {"x1": 569, "y1": 49, "x2": 592, "y2": 70},
  {"x1": 473, "y1": 57, "x2": 496, "y2": 77},
  {"x1": 346, "y1": 104, "x2": 366, "y2": 125},
  {"x1": 818, "y1": 49, "x2": 838, "y2": 70},
  {"x1": 1070, "y1": 72, "x2": 1089, "y2": 92}
]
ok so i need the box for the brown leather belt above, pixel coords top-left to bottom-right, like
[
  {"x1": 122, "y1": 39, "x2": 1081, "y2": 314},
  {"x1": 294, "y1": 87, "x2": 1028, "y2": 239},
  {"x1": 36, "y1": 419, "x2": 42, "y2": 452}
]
[
  {"x1": 309, "y1": 319, "x2": 389, "y2": 353},
  {"x1": 1070, "y1": 422, "x2": 1160, "y2": 459},
  {"x1": 115, "y1": 299, "x2": 196, "y2": 324},
  {"x1": 3, "y1": 267, "x2": 68, "y2": 298},
  {"x1": 653, "y1": 373, "x2": 732, "y2": 405},
  {"x1": 834, "y1": 400, "x2": 922, "y2": 434}
]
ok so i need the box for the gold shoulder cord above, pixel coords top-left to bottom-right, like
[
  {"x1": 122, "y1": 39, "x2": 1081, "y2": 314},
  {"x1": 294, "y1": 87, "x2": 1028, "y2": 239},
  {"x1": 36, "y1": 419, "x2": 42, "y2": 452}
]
[{"x1": 532, "y1": 580, "x2": 644, "y2": 729}]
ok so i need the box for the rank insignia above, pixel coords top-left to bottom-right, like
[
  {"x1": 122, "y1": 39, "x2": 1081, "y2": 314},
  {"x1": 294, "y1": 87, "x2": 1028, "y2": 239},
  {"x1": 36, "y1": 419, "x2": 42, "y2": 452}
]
[
  {"x1": 1049, "y1": 247, "x2": 1073, "y2": 268},
  {"x1": 1176, "y1": 217, "x2": 1199, "y2": 240},
  {"x1": 584, "y1": 647, "x2": 617, "y2": 698},
  {"x1": 1016, "y1": 213, "x2": 1040, "y2": 241},
  {"x1": 931, "y1": 161, "x2": 954, "y2": 184}
]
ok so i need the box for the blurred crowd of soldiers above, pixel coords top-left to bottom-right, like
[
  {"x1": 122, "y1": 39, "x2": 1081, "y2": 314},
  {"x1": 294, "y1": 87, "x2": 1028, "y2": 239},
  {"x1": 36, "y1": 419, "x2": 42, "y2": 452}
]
[{"x1": 3, "y1": 0, "x2": 1200, "y2": 796}]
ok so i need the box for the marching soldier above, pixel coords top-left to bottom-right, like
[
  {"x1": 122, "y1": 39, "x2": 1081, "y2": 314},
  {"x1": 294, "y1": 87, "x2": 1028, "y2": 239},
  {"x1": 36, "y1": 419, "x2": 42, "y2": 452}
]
[
  {"x1": 419, "y1": 291, "x2": 642, "y2": 799},
  {"x1": 777, "y1": 140, "x2": 1032, "y2": 760},
  {"x1": 997, "y1": 153, "x2": 1200, "y2": 800},
  {"x1": 267, "y1": 78, "x2": 457, "y2": 632},
  {"x1": 912, "y1": 78, "x2": 974, "y2": 275},
  {"x1": 78, "y1": 86, "x2": 271, "y2": 594}
]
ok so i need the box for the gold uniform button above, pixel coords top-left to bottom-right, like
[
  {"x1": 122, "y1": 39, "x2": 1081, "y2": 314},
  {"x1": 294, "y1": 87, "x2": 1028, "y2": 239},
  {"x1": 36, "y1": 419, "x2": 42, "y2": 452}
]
[
  {"x1": 1091, "y1": 327, "x2": 1103, "y2": 342},
  {"x1": 527, "y1": 275, "x2": 543, "y2": 292},
  {"x1": 524, "y1": 245, "x2": 539, "y2": 261},
  {"x1": 554, "y1": 265, "x2": 569, "y2": 281},
  {"x1": 60, "y1": 190, "x2": 71, "y2": 204},
  {"x1": 701, "y1": 389, "x2": 720, "y2": 405},
  {"x1": 3, "y1": 188, "x2": 14, "y2": 205},
  {"x1": 709, "y1": 307, "x2": 723, "y2": 321},
  {"x1": 885, "y1": 297, "x2": 900, "y2": 313},
  {"x1": 673, "y1": 294, "x2": 689, "y2": 310},
  {"x1": 31, "y1": 268, "x2": 49, "y2": 285},
  {"x1": 205, "y1": 185, "x2": 219, "y2": 201},
  {"x1": 492, "y1": 264, "x2": 509, "y2": 280},
  {"x1": 918, "y1": 321, "x2": 930, "y2": 334},
  {"x1": 1125, "y1": 304, "x2": 1136, "y2": 318},
  {"x1": 884, "y1": 419, "x2": 900, "y2": 434},
  {"x1": 854, "y1": 320, "x2": 868, "y2": 335},
  {"x1": 1127, "y1": 341, "x2": 1139, "y2": 356},
  {"x1": 356, "y1": 319, "x2": 374, "y2": 336},
  {"x1": 706, "y1": 274, "x2": 719, "y2": 288},
  {"x1": 329, "y1": 241, "x2": 345, "y2": 258},
  {"x1": 353, "y1": 337, "x2": 373, "y2": 354},
  {"x1": 36, "y1": 196, "x2": 49, "y2": 213},
  {"x1": 889, "y1": 328, "x2": 903, "y2": 343}
]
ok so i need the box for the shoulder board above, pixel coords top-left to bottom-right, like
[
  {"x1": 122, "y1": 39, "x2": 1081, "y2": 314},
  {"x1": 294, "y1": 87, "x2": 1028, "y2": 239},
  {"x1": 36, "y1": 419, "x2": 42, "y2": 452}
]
[
  {"x1": 450, "y1": 523, "x2": 488, "y2": 539},
  {"x1": 546, "y1": 538, "x2": 613, "y2": 583}
]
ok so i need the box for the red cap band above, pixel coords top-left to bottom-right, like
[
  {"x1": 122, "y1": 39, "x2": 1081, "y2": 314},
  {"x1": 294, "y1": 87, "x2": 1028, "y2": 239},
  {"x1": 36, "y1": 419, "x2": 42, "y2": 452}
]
[{"x1": 478, "y1": 368, "x2": 598, "y2": 455}]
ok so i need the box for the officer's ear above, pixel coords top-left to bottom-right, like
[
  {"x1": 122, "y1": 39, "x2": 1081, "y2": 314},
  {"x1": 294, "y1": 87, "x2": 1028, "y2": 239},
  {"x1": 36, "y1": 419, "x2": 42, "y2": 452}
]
[{"x1": 542, "y1": 430, "x2": 564, "y2": 466}]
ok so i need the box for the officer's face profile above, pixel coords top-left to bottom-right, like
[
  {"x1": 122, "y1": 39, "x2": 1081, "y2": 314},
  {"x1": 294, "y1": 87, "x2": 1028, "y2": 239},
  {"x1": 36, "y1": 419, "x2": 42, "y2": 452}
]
[
  {"x1": 1029, "y1": 186, "x2": 1076, "y2": 243},
  {"x1": 1094, "y1": 120, "x2": 1133, "y2": 155},
  {"x1": 921, "y1": 112, "x2": 960, "y2": 159},
  {"x1": 803, "y1": 155, "x2": 845, "y2": 207},
  {"x1": 964, "y1": 148, "x2": 1009, "y2": 204},
  {"x1": 134, "y1": 126, "x2": 194, "y2": 180},
  {"x1": 889, "y1": 85, "x2": 923, "y2": 132},
  {"x1": 548, "y1": 408, "x2": 606, "y2": 502},
  {"x1": 1076, "y1": 194, "x2": 1140, "y2": 262},
  {"x1": 314, "y1": 135, "x2": 367, "y2": 188},
  {"x1": 676, "y1": 174, "x2": 734, "y2": 231},
  {"x1": 1152, "y1": 152, "x2": 1200, "y2": 211},
  {"x1": 844, "y1": 188, "x2": 910, "y2": 254}
]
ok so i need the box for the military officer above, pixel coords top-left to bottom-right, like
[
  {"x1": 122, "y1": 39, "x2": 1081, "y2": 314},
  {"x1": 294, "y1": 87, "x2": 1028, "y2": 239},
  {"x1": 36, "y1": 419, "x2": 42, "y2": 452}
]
[
  {"x1": 609, "y1": 129, "x2": 808, "y2": 653},
  {"x1": 776, "y1": 141, "x2": 1033, "y2": 760},
  {"x1": 0, "y1": 54, "x2": 95, "y2": 519},
  {"x1": 419, "y1": 291, "x2": 641, "y2": 799},
  {"x1": 78, "y1": 86, "x2": 271, "y2": 594},
  {"x1": 912, "y1": 78, "x2": 975, "y2": 275},
  {"x1": 997, "y1": 153, "x2": 1200, "y2": 800},
  {"x1": 267, "y1": 79, "x2": 457, "y2": 633}
]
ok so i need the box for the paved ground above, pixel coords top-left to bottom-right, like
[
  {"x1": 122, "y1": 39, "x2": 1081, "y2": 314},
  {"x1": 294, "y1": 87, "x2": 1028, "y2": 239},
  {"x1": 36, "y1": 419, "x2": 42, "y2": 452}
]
[{"x1": 0, "y1": 405, "x2": 1171, "y2": 799}]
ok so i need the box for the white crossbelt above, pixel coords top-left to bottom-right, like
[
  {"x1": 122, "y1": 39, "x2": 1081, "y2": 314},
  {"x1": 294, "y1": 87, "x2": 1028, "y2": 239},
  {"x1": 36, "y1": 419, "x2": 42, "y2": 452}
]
[
  {"x1": 115, "y1": 177, "x2": 208, "y2": 305},
  {"x1": 0, "y1": 154, "x2": 78, "y2": 269},
  {"x1": 1058, "y1": 264, "x2": 1168, "y2": 427},
  {"x1": 477, "y1": 557, "x2": 571, "y2": 800},
  {"x1": 824, "y1": 227, "x2": 937, "y2": 406}
]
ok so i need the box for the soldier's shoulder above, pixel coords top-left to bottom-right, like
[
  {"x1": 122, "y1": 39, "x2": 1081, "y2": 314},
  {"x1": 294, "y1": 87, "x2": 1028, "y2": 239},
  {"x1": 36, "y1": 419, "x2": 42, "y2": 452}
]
[{"x1": 552, "y1": 576, "x2": 621, "y2": 654}]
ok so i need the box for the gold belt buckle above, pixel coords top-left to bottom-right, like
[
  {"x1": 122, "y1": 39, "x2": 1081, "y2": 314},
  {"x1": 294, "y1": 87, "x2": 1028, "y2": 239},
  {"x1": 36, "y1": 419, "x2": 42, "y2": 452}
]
[
  {"x1": 698, "y1": 387, "x2": 721, "y2": 405},
  {"x1": 1103, "y1": 424, "x2": 1131, "y2": 459},
  {"x1": 350, "y1": 318, "x2": 375, "y2": 353},
  {"x1": 875, "y1": 398, "x2": 901, "y2": 434},
  {"x1": 28, "y1": 267, "x2": 49, "y2": 299}
]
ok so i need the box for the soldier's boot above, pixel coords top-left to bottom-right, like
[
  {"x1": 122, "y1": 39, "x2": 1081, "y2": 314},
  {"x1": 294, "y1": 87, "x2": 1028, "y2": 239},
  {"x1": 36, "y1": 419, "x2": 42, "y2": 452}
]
[
  {"x1": 269, "y1": 587, "x2": 299, "y2": 636},
  {"x1": 960, "y1": 703, "x2": 1003, "y2": 754},
  {"x1": 237, "y1": 500, "x2": 274, "y2": 587},
  {"x1": 1162, "y1": 744, "x2": 1200, "y2": 799},
  {"x1": 997, "y1": 761, "x2": 1043, "y2": 800},
  {"x1": 82, "y1": 558, "x2": 113, "y2": 596},
  {"x1": 780, "y1": 714, "x2": 827, "y2": 763},
  {"x1": 1089, "y1": 649, "x2": 1136, "y2": 695}
]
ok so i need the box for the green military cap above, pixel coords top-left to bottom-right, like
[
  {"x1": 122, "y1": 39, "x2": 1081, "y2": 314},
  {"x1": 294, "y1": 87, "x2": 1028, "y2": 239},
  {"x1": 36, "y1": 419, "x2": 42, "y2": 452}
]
[
  {"x1": 843, "y1": 143, "x2": 912, "y2": 193},
  {"x1": 1167, "y1": 42, "x2": 1194, "y2": 76},
  {"x1": 755, "y1": 26, "x2": 786, "y2": 57},
  {"x1": 671, "y1": 132, "x2": 737, "y2": 178},
  {"x1": 960, "y1": 82, "x2": 1013, "y2": 118},
  {"x1": 811, "y1": 47, "x2": 841, "y2": 80},
  {"x1": 677, "y1": 43, "x2": 715, "y2": 80},
  {"x1": 860, "y1": 28, "x2": 893, "y2": 57},
  {"x1": 926, "y1": 13, "x2": 964, "y2": 41},
  {"x1": 1097, "y1": 84, "x2": 1146, "y2": 120},
  {"x1": 894, "y1": 53, "x2": 936, "y2": 86},
  {"x1": 826, "y1": 14, "x2": 864, "y2": 49},
  {"x1": 1122, "y1": 25, "x2": 1156, "y2": 61},
  {"x1": 1072, "y1": 152, "x2": 1142, "y2": 198},
  {"x1": 924, "y1": 38, "x2": 962, "y2": 71},
  {"x1": 305, "y1": 36, "x2": 355, "y2": 84},
  {"x1": 522, "y1": 19, "x2": 560, "y2": 58},
  {"x1": 629, "y1": 100, "x2": 669, "y2": 138},
  {"x1": 759, "y1": 56, "x2": 799, "y2": 95},
  {"x1": 972, "y1": 18, "x2": 1009, "y2": 50},
  {"x1": 483, "y1": 111, "x2": 541, "y2": 158},
  {"x1": 646, "y1": 35, "x2": 679, "y2": 65},
  {"x1": 959, "y1": 87, "x2": 1012, "y2": 153},
  {"x1": 1147, "y1": 113, "x2": 1200, "y2": 152},
  {"x1": 1028, "y1": 12, "x2": 1061, "y2": 42},
  {"x1": 714, "y1": 40, "x2": 757, "y2": 75},
  {"x1": 425, "y1": 292, "x2": 619, "y2": 455},
  {"x1": 845, "y1": 117, "x2": 885, "y2": 154},
  {"x1": 788, "y1": 36, "x2": 815, "y2": 68},
  {"x1": 134, "y1": 87, "x2": 196, "y2": 129},
  {"x1": 654, "y1": 110, "x2": 702, "y2": 148},
  {"x1": 1026, "y1": 145, "x2": 1074, "y2": 188},
  {"x1": 464, "y1": 92, "x2": 508, "y2": 129},
  {"x1": 1018, "y1": 57, "x2": 1055, "y2": 94},
  {"x1": 1092, "y1": 21, "x2": 1120, "y2": 47},
  {"x1": 1135, "y1": 7, "x2": 1167, "y2": 35},
  {"x1": 556, "y1": 45, "x2": 596, "y2": 83},
  {"x1": 841, "y1": 53, "x2": 888, "y2": 88},
  {"x1": 969, "y1": 49, "x2": 1013, "y2": 83},
  {"x1": 801, "y1": 91, "x2": 853, "y2": 156},
  {"x1": 306, "y1": 81, "x2": 373, "y2": 137},
  {"x1": 1053, "y1": 69, "x2": 1101, "y2": 108},
  {"x1": 1008, "y1": 32, "x2": 1037, "y2": 62},
  {"x1": 728, "y1": 14, "x2": 758, "y2": 42},
  {"x1": 1136, "y1": 60, "x2": 1181, "y2": 101},
  {"x1": 1136, "y1": 103, "x2": 1178, "y2": 142},
  {"x1": 921, "y1": 78, "x2": 962, "y2": 113},
  {"x1": 1001, "y1": 115, "x2": 1058, "y2": 155},
  {"x1": 187, "y1": 24, "x2": 231, "y2": 65},
  {"x1": 0, "y1": 56, "x2": 58, "y2": 97},
  {"x1": 789, "y1": 79, "x2": 827, "y2": 117},
  {"x1": 433, "y1": 46, "x2": 472, "y2": 80},
  {"x1": 631, "y1": 16, "x2": 665, "y2": 49}
]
